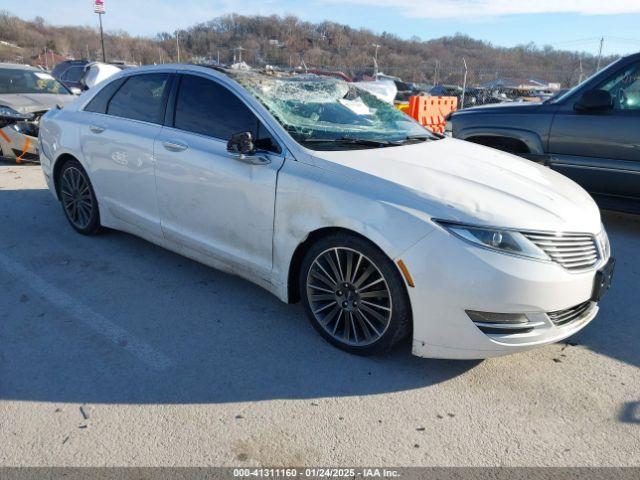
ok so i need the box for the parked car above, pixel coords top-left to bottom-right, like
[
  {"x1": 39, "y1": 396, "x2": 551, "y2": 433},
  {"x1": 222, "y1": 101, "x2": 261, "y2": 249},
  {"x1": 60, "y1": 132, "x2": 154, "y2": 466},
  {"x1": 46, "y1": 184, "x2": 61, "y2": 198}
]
[
  {"x1": 79, "y1": 62, "x2": 126, "y2": 90},
  {"x1": 39, "y1": 65, "x2": 614, "y2": 359},
  {"x1": 51, "y1": 59, "x2": 89, "y2": 92},
  {"x1": 452, "y1": 52, "x2": 640, "y2": 213},
  {"x1": 0, "y1": 63, "x2": 74, "y2": 163}
]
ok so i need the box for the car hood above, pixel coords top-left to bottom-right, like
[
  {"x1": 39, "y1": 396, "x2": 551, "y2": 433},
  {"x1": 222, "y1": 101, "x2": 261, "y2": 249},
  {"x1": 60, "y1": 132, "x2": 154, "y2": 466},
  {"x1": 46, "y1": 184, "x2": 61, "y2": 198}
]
[
  {"x1": 0, "y1": 93, "x2": 74, "y2": 114},
  {"x1": 454, "y1": 101, "x2": 549, "y2": 115},
  {"x1": 307, "y1": 138, "x2": 601, "y2": 234}
]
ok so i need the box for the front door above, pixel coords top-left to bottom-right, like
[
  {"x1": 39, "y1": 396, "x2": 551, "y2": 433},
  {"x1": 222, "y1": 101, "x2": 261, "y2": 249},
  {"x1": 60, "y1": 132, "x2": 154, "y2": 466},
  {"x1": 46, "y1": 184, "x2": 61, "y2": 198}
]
[
  {"x1": 154, "y1": 73, "x2": 284, "y2": 276},
  {"x1": 548, "y1": 61, "x2": 640, "y2": 203}
]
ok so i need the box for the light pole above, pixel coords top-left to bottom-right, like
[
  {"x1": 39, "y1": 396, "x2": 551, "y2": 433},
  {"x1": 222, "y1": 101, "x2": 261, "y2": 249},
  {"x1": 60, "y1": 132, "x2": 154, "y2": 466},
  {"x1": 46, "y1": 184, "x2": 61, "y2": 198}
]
[
  {"x1": 94, "y1": 0, "x2": 106, "y2": 62},
  {"x1": 98, "y1": 13, "x2": 106, "y2": 62}
]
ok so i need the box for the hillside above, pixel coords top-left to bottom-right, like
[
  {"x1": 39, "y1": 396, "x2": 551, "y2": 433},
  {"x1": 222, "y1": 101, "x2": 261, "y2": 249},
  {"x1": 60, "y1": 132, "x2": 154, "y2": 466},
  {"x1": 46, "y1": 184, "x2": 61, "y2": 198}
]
[{"x1": 0, "y1": 10, "x2": 618, "y2": 87}]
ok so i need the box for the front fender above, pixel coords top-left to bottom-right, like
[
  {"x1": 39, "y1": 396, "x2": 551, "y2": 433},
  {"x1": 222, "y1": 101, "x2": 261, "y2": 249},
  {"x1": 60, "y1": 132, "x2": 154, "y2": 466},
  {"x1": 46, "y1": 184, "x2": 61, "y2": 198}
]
[
  {"x1": 455, "y1": 126, "x2": 545, "y2": 155},
  {"x1": 272, "y1": 159, "x2": 435, "y2": 302}
]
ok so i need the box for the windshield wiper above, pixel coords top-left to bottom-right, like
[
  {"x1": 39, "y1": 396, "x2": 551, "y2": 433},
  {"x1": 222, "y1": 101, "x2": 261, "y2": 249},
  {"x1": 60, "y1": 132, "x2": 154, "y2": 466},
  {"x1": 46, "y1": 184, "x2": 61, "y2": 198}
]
[
  {"x1": 407, "y1": 131, "x2": 445, "y2": 141},
  {"x1": 300, "y1": 136, "x2": 402, "y2": 147},
  {"x1": 401, "y1": 134, "x2": 432, "y2": 143}
]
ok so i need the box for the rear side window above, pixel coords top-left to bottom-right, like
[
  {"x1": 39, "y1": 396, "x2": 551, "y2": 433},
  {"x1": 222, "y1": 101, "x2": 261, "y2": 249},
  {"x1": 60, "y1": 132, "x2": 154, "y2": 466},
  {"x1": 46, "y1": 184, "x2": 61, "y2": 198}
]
[
  {"x1": 107, "y1": 73, "x2": 169, "y2": 124},
  {"x1": 174, "y1": 74, "x2": 280, "y2": 152},
  {"x1": 84, "y1": 77, "x2": 126, "y2": 114}
]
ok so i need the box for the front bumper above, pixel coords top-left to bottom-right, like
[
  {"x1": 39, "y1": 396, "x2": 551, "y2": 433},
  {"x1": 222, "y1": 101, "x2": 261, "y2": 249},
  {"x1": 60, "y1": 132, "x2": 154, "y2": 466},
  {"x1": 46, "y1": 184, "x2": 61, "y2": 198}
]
[{"x1": 398, "y1": 227, "x2": 609, "y2": 359}]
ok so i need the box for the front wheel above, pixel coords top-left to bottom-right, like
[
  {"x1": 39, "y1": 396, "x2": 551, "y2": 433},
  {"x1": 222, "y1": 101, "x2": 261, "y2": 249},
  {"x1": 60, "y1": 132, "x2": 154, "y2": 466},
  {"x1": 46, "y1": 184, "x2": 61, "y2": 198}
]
[
  {"x1": 299, "y1": 233, "x2": 411, "y2": 355},
  {"x1": 57, "y1": 159, "x2": 102, "y2": 235}
]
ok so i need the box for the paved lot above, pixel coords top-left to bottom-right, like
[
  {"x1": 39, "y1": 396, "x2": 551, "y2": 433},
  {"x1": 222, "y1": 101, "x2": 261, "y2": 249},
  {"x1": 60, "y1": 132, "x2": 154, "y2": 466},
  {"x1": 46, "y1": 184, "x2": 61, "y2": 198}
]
[{"x1": 0, "y1": 162, "x2": 638, "y2": 467}]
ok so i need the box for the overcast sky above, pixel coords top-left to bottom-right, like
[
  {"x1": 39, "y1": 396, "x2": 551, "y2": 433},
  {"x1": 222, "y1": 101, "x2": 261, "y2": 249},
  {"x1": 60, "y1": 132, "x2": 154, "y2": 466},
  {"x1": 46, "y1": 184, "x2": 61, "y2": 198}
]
[{"x1": 5, "y1": 0, "x2": 640, "y2": 56}]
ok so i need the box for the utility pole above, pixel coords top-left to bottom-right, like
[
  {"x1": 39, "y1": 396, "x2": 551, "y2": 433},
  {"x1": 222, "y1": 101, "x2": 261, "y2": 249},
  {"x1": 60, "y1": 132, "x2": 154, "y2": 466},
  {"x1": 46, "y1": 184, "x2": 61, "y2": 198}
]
[
  {"x1": 461, "y1": 57, "x2": 468, "y2": 109},
  {"x1": 233, "y1": 46, "x2": 246, "y2": 64},
  {"x1": 578, "y1": 56, "x2": 584, "y2": 83},
  {"x1": 596, "y1": 37, "x2": 604, "y2": 72},
  {"x1": 176, "y1": 31, "x2": 181, "y2": 63},
  {"x1": 94, "y1": 0, "x2": 106, "y2": 62},
  {"x1": 372, "y1": 43, "x2": 381, "y2": 76}
]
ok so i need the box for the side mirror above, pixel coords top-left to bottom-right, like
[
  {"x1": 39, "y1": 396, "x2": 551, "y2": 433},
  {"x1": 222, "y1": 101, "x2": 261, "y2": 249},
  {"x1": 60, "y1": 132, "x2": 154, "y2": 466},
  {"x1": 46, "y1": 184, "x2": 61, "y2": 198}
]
[
  {"x1": 575, "y1": 89, "x2": 613, "y2": 112},
  {"x1": 69, "y1": 86, "x2": 82, "y2": 95},
  {"x1": 226, "y1": 131, "x2": 271, "y2": 165},
  {"x1": 227, "y1": 131, "x2": 255, "y2": 156}
]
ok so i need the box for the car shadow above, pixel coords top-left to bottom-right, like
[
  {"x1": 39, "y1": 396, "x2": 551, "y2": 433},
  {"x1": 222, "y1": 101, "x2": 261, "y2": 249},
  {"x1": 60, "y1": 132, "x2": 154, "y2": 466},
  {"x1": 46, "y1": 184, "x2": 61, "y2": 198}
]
[
  {"x1": 1, "y1": 182, "x2": 638, "y2": 405},
  {"x1": 569, "y1": 210, "x2": 640, "y2": 369},
  {"x1": 0, "y1": 183, "x2": 478, "y2": 405}
]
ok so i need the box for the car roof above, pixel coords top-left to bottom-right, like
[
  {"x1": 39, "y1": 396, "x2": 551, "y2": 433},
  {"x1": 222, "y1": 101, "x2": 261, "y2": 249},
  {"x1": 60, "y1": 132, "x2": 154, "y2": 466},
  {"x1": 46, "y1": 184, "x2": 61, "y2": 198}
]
[
  {"x1": 0, "y1": 63, "x2": 39, "y2": 71},
  {"x1": 624, "y1": 52, "x2": 640, "y2": 62},
  {"x1": 119, "y1": 63, "x2": 346, "y2": 84}
]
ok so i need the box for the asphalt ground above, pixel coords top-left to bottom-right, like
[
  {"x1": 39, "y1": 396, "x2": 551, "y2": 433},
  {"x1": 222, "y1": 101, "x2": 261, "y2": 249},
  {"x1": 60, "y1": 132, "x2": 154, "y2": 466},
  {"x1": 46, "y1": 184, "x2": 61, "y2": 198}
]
[{"x1": 0, "y1": 162, "x2": 638, "y2": 466}]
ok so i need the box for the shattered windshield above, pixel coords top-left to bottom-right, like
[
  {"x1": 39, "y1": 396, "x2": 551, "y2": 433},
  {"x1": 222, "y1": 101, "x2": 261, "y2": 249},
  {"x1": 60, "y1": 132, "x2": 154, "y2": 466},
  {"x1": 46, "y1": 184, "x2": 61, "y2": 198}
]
[
  {"x1": 235, "y1": 74, "x2": 434, "y2": 150},
  {"x1": 0, "y1": 69, "x2": 70, "y2": 95}
]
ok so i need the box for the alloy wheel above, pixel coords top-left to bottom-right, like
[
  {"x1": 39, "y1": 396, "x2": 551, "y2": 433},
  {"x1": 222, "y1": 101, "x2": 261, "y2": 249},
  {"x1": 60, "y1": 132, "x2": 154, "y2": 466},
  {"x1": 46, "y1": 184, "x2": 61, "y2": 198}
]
[
  {"x1": 306, "y1": 247, "x2": 392, "y2": 346},
  {"x1": 60, "y1": 166, "x2": 94, "y2": 230}
]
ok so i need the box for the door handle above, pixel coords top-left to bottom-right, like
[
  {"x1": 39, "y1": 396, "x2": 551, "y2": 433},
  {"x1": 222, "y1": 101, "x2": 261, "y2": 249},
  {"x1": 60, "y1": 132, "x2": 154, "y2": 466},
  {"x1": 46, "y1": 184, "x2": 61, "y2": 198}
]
[
  {"x1": 228, "y1": 152, "x2": 271, "y2": 166},
  {"x1": 89, "y1": 125, "x2": 105, "y2": 134},
  {"x1": 162, "y1": 141, "x2": 188, "y2": 152}
]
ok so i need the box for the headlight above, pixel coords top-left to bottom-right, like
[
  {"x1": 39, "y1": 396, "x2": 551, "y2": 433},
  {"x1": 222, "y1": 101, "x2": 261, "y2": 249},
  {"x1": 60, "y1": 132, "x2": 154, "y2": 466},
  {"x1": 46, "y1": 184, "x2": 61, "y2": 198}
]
[
  {"x1": 438, "y1": 221, "x2": 549, "y2": 261},
  {"x1": 0, "y1": 105, "x2": 31, "y2": 120},
  {"x1": 10, "y1": 121, "x2": 38, "y2": 137},
  {"x1": 598, "y1": 223, "x2": 610, "y2": 259}
]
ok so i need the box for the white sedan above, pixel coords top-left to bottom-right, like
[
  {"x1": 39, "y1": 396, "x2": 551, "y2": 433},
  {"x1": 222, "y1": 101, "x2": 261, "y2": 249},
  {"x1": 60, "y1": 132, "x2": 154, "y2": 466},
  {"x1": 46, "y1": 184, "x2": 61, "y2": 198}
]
[{"x1": 38, "y1": 65, "x2": 614, "y2": 359}]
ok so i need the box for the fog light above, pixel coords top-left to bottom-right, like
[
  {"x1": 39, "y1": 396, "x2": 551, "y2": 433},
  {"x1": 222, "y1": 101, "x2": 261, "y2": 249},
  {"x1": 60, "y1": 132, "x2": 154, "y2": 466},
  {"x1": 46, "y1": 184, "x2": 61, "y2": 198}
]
[{"x1": 466, "y1": 310, "x2": 529, "y2": 324}]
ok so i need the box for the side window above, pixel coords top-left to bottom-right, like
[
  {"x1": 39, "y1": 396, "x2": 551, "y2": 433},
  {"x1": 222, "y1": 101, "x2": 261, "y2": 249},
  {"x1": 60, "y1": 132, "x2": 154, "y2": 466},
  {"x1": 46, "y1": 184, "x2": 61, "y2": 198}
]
[
  {"x1": 174, "y1": 75, "x2": 280, "y2": 152},
  {"x1": 599, "y1": 62, "x2": 640, "y2": 111},
  {"x1": 107, "y1": 73, "x2": 169, "y2": 124},
  {"x1": 61, "y1": 66, "x2": 84, "y2": 82},
  {"x1": 256, "y1": 121, "x2": 281, "y2": 154},
  {"x1": 84, "y1": 77, "x2": 126, "y2": 114}
]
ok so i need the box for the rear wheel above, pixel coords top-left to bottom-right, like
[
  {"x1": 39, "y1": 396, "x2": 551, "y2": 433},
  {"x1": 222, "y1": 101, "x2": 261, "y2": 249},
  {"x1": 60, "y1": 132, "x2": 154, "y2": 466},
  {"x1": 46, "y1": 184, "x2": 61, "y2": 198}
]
[
  {"x1": 57, "y1": 159, "x2": 102, "y2": 235},
  {"x1": 299, "y1": 233, "x2": 411, "y2": 355}
]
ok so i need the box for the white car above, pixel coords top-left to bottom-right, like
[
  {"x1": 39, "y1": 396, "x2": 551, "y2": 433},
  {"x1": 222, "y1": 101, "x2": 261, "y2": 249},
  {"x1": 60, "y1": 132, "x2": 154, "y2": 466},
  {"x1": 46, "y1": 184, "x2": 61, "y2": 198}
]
[{"x1": 38, "y1": 65, "x2": 615, "y2": 359}]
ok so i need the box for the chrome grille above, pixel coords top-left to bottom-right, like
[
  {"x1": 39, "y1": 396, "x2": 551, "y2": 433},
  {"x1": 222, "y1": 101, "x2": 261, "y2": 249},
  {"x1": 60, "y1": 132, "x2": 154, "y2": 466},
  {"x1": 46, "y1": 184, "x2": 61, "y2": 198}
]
[
  {"x1": 548, "y1": 301, "x2": 594, "y2": 326},
  {"x1": 523, "y1": 232, "x2": 600, "y2": 271}
]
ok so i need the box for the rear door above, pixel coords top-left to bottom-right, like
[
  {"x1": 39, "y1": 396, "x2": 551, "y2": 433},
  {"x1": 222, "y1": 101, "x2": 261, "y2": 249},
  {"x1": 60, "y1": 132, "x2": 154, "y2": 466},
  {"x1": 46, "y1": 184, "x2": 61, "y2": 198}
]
[
  {"x1": 80, "y1": 72, "x2": 172, "y2": 236},
  {"x1": 154, "y1": 73, "x2": 284, "y2": 276},
  {"x1": 548, "y1": 61, "x2": 640, "y2": 203}
]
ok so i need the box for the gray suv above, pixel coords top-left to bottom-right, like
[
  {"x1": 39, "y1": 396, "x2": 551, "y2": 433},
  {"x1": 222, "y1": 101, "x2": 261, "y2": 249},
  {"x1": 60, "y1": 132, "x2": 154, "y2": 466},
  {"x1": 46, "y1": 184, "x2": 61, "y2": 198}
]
[{"x1": 452, "y1": 52, "x2": 640, "y2": 213}]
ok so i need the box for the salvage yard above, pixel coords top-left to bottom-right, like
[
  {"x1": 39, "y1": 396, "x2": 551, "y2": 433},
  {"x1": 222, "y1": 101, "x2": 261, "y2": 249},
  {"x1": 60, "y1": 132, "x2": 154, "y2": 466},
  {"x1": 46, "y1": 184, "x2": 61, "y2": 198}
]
[{"x1": 0, "y1": 161, "x2": 638, "y2": 467}]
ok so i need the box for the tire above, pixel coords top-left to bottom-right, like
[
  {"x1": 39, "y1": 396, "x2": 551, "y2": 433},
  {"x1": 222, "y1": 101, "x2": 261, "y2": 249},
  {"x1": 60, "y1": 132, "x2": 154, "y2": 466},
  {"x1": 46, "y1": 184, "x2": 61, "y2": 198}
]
[
  {"x1": 299, "y1": 232, "x2": 411, "y2": 355},
  {"x1": 57, "y1": 159, "x2": 102, "y2": 235}
]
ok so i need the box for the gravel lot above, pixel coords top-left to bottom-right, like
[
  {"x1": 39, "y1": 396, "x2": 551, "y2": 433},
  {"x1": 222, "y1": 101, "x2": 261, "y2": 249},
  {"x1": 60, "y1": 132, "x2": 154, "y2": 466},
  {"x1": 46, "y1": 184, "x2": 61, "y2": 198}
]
[{"x1": 0, "y1": 162, "x2": 638, "y2": 467}]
